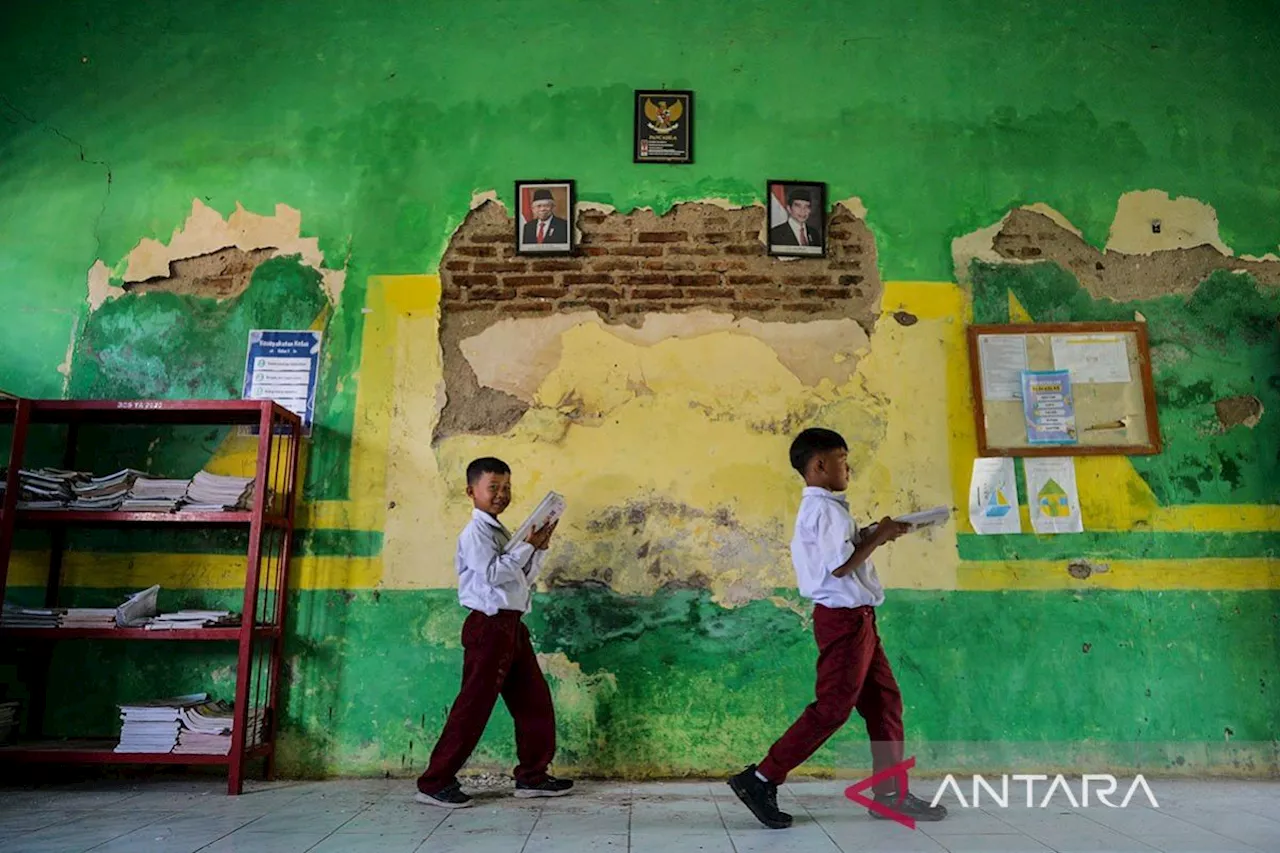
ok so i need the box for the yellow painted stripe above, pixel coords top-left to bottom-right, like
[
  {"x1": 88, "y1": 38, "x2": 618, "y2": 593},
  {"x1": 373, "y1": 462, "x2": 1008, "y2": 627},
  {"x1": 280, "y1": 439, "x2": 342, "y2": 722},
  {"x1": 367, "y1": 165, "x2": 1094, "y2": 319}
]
[
  {"x1": 7, "y1": 552, "x2": 383, "y2": 590},
  {"x1": 959, "y1": 559, "x2": 1280, "y2": 591}
]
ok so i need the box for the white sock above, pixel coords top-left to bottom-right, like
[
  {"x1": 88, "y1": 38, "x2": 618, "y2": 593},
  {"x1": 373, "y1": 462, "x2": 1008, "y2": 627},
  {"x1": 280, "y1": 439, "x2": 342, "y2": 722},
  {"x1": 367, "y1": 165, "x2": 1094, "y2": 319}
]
[{"x1": 754, "y1": 770, "x2": 770, "y2": 783}]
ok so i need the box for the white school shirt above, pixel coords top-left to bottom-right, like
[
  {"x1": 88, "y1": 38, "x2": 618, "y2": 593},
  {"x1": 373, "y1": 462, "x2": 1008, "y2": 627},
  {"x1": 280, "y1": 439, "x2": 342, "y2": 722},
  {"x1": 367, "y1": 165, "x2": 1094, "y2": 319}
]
[
  {"x1": 456, "y1": 509, "x2": 548, "y2": 616},
  {"x1": 790, "y1": 486, "x2": 885, "y2": 608}
]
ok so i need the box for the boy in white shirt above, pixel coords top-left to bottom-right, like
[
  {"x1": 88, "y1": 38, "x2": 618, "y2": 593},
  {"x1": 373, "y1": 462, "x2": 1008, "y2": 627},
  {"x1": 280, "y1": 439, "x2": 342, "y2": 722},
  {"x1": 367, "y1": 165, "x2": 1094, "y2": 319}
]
[
  {"x1": 728, "y1": 428, "x2": 947, "y2": 829},
  {"x1": 415, "y1": 457, "x2": 573, "y2": 808}
]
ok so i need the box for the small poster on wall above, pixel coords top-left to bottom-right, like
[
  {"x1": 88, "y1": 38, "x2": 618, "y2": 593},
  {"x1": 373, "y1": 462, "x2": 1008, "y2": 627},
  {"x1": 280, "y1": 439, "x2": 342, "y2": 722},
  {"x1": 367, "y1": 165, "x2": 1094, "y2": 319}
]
[
  {"x1": 1024, "y1": 457, "x2": 1083, "y2": 534},
  {"x1": 241, "y1": 329, "x2": 323, "y2": 436},
  {"x1": 968, "y1": 457, "x2": 1022, "y2": 535},
  {"x1": 634, "y1": 90, "x2": 693, "y2": 164},
  {"x1": 767, "y1": 180, "x2": 826, "y2": 258},
  {"x1": 1021, "y1": 370, "x2": 1077, "y2": 445}
]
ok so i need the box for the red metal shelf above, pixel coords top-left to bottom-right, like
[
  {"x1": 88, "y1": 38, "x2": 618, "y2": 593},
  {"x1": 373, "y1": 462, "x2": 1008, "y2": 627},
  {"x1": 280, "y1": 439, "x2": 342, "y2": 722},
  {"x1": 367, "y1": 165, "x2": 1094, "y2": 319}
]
[
  {"x1": 0, "y1": 626, "x2": 280, "y2": 641},
  {"x1": 0, "y1": 740, "x2": 272, "y2": 765},
  {"x1": 23, "y1": 399, "x2": 300, "y2": 427},
  {"x1": 15, "y1": 510, "x2": 287, "y2": 527}
]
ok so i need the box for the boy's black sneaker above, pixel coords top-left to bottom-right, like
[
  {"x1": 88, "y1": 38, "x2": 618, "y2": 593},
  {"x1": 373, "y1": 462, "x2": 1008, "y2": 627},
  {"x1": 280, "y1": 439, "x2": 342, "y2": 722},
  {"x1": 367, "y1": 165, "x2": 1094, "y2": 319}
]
[
  {"x1": 728, "y1": 765, "x2": 793, "y2": 829},
  {"x1": 869, "y1": 790, "x2": 947, "y2": 822},
  {"x1": 414, "y1": 781, "x2": 472, "y2": 809},
  {"x1": 514, "y1": 775, "x2": 574, "y2": 798}
]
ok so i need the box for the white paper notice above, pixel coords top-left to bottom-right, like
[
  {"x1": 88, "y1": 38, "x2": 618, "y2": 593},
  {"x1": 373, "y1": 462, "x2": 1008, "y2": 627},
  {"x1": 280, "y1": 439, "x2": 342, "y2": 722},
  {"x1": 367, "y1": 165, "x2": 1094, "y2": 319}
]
[
  {"x1": 1051, "y1": 334, "x2": 1131, "y2": 384},
  {"x1": 978, "y1": 335, "x2": 1029, "y2": 400},
  {"x1": 1024, "y1": 457, "x2": 1083, "y2": 534},
  {"x1": 968, "y1": 458, "x2": 1021, "y2": 535}
]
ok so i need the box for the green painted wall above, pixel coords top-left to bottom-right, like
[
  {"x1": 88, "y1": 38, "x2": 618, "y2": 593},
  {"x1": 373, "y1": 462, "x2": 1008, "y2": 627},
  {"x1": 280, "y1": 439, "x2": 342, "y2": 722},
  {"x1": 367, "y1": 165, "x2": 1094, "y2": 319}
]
[{"x1": 1, "y1": 0, "x2": 1278, "y2": 778}]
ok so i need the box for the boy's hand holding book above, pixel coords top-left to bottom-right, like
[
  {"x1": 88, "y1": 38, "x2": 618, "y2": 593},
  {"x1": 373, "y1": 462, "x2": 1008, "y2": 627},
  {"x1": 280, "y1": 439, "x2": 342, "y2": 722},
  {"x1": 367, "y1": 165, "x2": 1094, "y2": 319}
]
[{"x1": 526, "y1": 519, "x2": 559, "y2": 551}]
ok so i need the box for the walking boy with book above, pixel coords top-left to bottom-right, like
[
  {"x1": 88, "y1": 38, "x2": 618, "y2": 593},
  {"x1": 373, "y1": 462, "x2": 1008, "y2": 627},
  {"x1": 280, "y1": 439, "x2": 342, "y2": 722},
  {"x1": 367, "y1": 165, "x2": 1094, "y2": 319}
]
[
  {"x1": 728, "y1": 428, "x2": 948, "y2": 829},
  {"x1": 415, "y1": 457, "x2": 573, "y2": 808}
]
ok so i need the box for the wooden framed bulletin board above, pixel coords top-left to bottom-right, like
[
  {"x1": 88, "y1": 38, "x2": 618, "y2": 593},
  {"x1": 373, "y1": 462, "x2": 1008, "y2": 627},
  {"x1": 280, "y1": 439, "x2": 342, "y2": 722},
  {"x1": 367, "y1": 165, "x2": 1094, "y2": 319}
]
[{"x1": 967, "y1": 322, "x2": 1161, "y2": 457}]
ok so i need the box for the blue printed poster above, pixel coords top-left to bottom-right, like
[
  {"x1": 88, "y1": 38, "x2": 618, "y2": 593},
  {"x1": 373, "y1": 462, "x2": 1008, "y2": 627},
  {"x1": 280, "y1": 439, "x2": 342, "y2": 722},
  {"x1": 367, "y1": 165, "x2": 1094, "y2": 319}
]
[
  {"x1": 242, "y1": 330, "x2": 323, "y2": 435},
  {"x1": 1021, "y1": 370, "x2": 1077, "y2": 445}
]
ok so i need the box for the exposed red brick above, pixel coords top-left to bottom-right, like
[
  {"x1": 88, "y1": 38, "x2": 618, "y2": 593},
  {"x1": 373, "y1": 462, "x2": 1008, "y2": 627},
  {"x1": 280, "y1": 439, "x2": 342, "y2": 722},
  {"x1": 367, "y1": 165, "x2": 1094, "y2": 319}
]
[
  {"x1": 643, "y1": 259, "x2": 697, "y2": 271},
  {"x1": 470, "y1": 233, "x2": 510, "y2": 243},
  {"x1": 588, "y1": 259, "x2": 637, "y2": 272},
  {"x1": 473, "y1": 261, "x2": 528, "y2": 273},
  {"x1": 728, "y1": 275, "x2": 774, "y2": 285},
  {"x1": 469, "y1": 287, "x2": 516, "y2": 301},
  {"x1": 455, "y1": 246, "x2": 496, "y2": 257},
  {"x1": 444, "y1": 261, "x2": 471, "y2": 272},
  {"x1": 733, "y1": 301, "x2": 782, "y2": 313},
  {"x1": 786, "y1": 275, "x2": 833, "y2": 285},
  {"x1": 798, "y1": 287, "x2": 849, "y2": 299},
  {"x1": 580, "y1": 233, "x2": 631, "y2": 244},
  {"x1": 579, "y1": 210, "x2": 608, "y2": 224},
  {"x1": 681, "y1": 286, "x2": 731, "y2": 299},
  {"x1": 637, "y1": 231, "x2": 689, "y2": 243},
  {"x1": 622, "y1": 273, "x2": 673, "y2": 286},
  {"x1": 668, "y1": 246, "x2": 718, "y2": 256},
  {"x1": 584, "y1": 247, "x2": 611, "y2": 256},
  {"x1": 672, "y1": 274, "x2": 721, "y2": 287},
  {"x1": 624, "y1": 300, "x2": 669, "y2": 313},
  {"x1": 736, "y1": 286, "x2": 786, "y2": 300},
  {"x1": 667, "y1": 298, "x2": 734, "y2": 309},
  {"x1": 704, "y1": 233, "x2": 738, "y2": 244},
  {"x1": 503, "y1": 301, "x2": 556, "y2": 315},
  {"x1": 627, "y1": 287, "x2": 683, "y2": 299},
  {"x1": 828, "y1": 229, "x2": 853, "y2": 240},
  {"x1": 563, "y1": 273, "x2": 613, "y2": 285},
  {"x1": 573, "y1": 286, "x2": 624, "y2": 300},
  {"x1": 454, "y1": 274, "x2": 499, "y2": 287},
  {"x1": 505, "y1": 274, "x2": 556, "y2": 287},
  {"x1": 611, "y1": 246, "x2": 664, "y2": 257},
  {"x1": 535, "y1": 260, "x2": 585, "y2": 271},
  {"x1": 725, "y1": 244, "x2": 763, "y2": 255},
  {"x1": 827, "y1": 261, "x2": 862, "y2": 271},
  {"x1": 522, "y1": 287, "x2": 569, "y2": 298},
  {"x1": 557, "y1": 299, "x2": 613, "y2": 314},
  {"x1": 708, "y1": 260, "x2": 749, "y2": 272},
  {"x1": 838, "y1": 275, "x2": 865, "y2": 286}
]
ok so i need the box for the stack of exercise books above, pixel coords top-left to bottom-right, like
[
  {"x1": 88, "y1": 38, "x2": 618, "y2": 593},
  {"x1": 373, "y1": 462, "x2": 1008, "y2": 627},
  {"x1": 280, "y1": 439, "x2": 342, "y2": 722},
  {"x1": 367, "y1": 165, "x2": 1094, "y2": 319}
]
[
  {"x1": 115, "y1": 694, "x2": 209, "y2": 754},
  {"x1": 184, "y1": 471, "x2": 255, "y2": 511},
  {"x1": 60, "y1": 608, "x2": 119, "y2": 629},
  {"x1": 172, "y1": 700, "x2": 265, "y2": 755},
  {"x1": 145, "y1": 610, "x2": 240, "y2": 631},
  {"x1": 0, "y1": 602, "x2": 59, "y2": 628},
  {"x1": 121, "y1": 477, "x2": 190, "y2": 512},
  {"x1": 13, "y1": 468, "x2": 82, "y2": 509},
  {"x1": 69, "y1": 469, "x2": 148, "y2": 511},
  {"x1": 0, "y1": 701, "x2": 18, "y2": 742}
]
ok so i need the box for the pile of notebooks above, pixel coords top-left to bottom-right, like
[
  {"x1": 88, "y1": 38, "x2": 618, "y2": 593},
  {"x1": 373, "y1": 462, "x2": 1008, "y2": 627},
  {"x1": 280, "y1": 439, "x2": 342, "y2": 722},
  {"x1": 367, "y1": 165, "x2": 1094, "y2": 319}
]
[
  {"x1": 145, "y1": 611, "x2": 240, "y2": 631},
  {"x1": 60, "y1": 608, "x2": 118, "y2": 629},
  {"x1": 121, "y1": 477, "x2": 190, "y2": 512},
  {"x1": 173, "y1": 700, "x2": 265, "y2": 755},
  {"x1": 69, "y1": 469, "x2": 147, "y2": 511},
  {"x1": 11, "y1": 468, "x2": 81, "y2": 509},
  {"x1": 0, "y1": 602, "x2": 58, "y2": 628},
  {"x1": 0, "y1": 701, "x2": 18, "y2": 742},
  {"x1": 116, "y1": 694, "x2": 262, "y2": 755},
  {"x1": 184, "y1": 471, "x2": 255, "y2": 511}
]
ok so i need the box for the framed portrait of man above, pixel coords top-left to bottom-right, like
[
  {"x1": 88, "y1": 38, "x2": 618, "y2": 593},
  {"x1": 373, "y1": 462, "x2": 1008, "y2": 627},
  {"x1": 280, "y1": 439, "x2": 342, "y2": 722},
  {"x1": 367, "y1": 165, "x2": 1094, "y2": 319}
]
[
  {"x1": 515, "y1": 180, "x2": 575, "y2": 256},
  {"x1": 766, "y1": 180, "x2": 826, "y2": 258}
]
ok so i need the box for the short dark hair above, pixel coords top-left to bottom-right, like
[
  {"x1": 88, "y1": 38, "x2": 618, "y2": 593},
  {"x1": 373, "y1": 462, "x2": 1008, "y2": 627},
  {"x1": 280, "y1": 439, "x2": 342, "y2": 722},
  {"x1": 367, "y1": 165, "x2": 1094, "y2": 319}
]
[
  {"x1": 789, "y1": 428, "x2": 847, "y2": 475},
  {"x1": 786, "y1": 188, "x2": 812, "y2": 206},
  {"x1": 466, "y1": 456, "x2": 511, "y2": 485}
]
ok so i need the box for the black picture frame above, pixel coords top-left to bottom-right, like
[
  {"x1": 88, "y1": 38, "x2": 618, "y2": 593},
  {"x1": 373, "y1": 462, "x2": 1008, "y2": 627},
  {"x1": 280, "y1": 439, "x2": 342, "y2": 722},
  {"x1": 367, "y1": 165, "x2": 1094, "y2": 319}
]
[
  {"x1": 766, "y1": 180, "x2": 827, "y2": 258},
  {"x1": 634, "y1": 90, "x2": 694, "y2": 164},
  {"x1": 514, "y1": 180, "x2": 576, "y2": 257}
]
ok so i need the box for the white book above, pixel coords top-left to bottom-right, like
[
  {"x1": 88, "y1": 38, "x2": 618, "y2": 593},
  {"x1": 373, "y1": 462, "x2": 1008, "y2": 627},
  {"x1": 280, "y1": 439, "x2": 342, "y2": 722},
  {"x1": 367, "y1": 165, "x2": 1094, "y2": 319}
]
[
  {"x1": 503, "y1": 492, "x2": 567, "y2": 554},
  {"x1": 862, "y1": 506, "x2": 951, "y2": 540}
]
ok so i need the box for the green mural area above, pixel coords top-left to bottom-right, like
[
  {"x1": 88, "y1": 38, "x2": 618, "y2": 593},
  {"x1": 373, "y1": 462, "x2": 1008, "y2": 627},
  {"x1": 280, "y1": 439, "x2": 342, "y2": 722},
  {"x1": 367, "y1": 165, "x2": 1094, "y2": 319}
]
[
  {"x1": 3, "y1": 587, "x2": 1275, "y2": 776},
  {"x1": 970, "y1": 264, "x2": 1280, "y2": 506}
]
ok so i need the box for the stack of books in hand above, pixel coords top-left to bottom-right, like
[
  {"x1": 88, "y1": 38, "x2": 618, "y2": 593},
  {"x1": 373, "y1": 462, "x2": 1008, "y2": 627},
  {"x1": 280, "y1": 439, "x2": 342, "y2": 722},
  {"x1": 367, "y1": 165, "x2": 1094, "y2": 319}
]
[
  {"x1": 184, "y1": 471, "x2": 255, "y2": 511},
  {"x1": 115, "y1": 694, "x2": 209, "y2": 754},
  {"x1": 173, "y1": 700, "x2": 265, "y2": 755},
  {"x1": 60, "y1": 608, "x2": 118, "y2": 629},
  {"x1": 121, "y1": 478, "x2": 190, "y2": 512},
  {"x1": 69, "y1": 469, "x2": 148, "y2": 511}
]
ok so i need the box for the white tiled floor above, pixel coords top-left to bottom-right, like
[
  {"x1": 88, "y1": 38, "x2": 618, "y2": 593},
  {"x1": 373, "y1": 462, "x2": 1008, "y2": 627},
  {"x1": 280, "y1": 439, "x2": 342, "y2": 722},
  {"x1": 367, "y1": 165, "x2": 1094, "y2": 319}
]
[{"x1": 0, "y1": 778, "x2": 1277, "y2": 853}]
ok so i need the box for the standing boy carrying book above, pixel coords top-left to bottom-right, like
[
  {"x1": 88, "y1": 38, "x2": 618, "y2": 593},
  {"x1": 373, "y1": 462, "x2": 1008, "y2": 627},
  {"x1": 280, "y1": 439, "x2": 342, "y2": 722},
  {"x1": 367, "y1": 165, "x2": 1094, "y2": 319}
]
[
  {"x1": 415, "y1": 457, "x2": 573, "y2": 808},
  {"x1": 728, "y1": 428, "x2": 947, "y2": 828}
]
